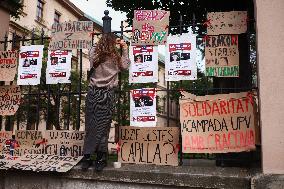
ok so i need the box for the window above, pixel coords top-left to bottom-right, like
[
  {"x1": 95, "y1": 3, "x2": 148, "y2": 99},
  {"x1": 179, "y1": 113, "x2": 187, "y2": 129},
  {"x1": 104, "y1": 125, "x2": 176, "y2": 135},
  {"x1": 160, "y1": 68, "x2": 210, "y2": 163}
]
[
  {"x1": 54, "y1": 11, "x2": 61, "y2": 24},
  {"x1": 36, "y1": 0, "x2": 44, "y2": 21}
]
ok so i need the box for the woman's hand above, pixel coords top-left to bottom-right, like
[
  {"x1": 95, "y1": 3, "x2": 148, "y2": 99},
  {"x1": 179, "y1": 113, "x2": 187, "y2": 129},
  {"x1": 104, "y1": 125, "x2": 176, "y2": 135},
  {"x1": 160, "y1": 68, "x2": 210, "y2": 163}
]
[{"x1": 116, "y1": 38, "x2": 128, "y2": 50}]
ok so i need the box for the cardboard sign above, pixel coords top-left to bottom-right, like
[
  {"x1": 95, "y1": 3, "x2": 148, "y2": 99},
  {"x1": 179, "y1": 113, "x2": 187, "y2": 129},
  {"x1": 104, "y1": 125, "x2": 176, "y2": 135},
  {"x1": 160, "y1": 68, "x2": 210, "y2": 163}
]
[
  {"x1": 118, "y1": 126, "x2": 179, "y2": 166},
  {"x1": 44, "y1": 130, "x2": 85, "y2": 157},
  {"x1": 207, "y1": 11, "x2": 247, "y2": 35},
  {"x1": 130, "y1": 88, "x2": 157, "y2": 127},
  {"x1": 129, "y1": 45, "x2": 158, "y2": 83},
  {"x1": 0, "y1": 131, "x2": 12, "y2": 154},
  {"x1": 4, "y1": 154, "x2": 82, "y2": 172},
  {"x1": 49, "y1": 21, "x2": 93, "y2": 50},
  {"x1": 46, "y1": 50, "x2": 72, "y2": 84},
  {"x1": 165, "y1": 32, "x2": 197, "y2": 81},
  {"x1": 205, "y1": 35, "x2": 239, "y2": 77},
  {"x1": 132, "y1": 10, "x2": 170, "y2": 45},
  {"x1": 0, "y1": 51, "x2": 18, "y2": 81},
  {"x1": 0, "y1": 85, "x2": 21, "y2": 116},
  {"x1": 17, "y1": 45, "x2": 44, "y2": 85},
  {"x1": 180, "y1": 92, "x2": 256, "y2": 153}
]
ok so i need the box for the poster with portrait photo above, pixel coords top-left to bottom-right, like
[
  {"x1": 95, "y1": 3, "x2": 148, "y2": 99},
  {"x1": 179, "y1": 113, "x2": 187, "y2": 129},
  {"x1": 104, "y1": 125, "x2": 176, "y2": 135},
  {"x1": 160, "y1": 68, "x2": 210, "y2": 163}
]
[
  {"x1": 165, "y1": 32, "x2": 197, "y2": 81},
  {"x1": 130, "y1": 88, "x2": 157, "y2": 127},
  {"x1": 46, "y1": 50, "x2": 72, "y2": 84},
  {"x1": 129, "y1": 46, "x2": 158, "y2": 83},
  {"x1": 17, "y1": 45, "x2": 44, "y2": 85}
]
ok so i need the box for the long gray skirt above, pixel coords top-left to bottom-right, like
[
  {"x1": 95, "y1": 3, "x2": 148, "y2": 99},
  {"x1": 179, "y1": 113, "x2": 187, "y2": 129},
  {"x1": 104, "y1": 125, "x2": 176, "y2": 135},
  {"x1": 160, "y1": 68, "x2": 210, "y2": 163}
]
[{"x1": 83, "y1": 86, "x2": 114, "y2": 155}]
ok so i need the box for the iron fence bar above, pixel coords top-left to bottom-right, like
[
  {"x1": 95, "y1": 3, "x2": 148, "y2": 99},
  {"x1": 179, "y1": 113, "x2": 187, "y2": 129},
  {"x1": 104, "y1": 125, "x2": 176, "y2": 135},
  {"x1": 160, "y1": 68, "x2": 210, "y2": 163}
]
[
  {"x1": 56, "y1": 83, "x2": 61, "y2": 129},
  {"x1": 66, "y1": 83, "x2": 71, "y2": 130},
  {"x1": 76, "y1": 49, "x2": 83, "y2": 130},
  {"x1": 0, "y1": 37, "x2": 51, "y2": 44}
]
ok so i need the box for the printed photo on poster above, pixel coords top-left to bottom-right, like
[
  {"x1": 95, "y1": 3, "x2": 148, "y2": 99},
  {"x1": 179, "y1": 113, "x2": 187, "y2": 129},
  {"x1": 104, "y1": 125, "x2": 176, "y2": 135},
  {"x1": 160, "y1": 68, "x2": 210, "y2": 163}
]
[
  {"x1": 129, "y1": 46, "x2": 158, "y2": 83},
  {"x1": 179, "y1": 92, "x2": 257, "y2": 153},
  {"x1": 0, "y1": 51, "x2": 18, "y2": 81},
  {"x1": 130, "y1": 88, "x2": 156, "y2": 127},
  {"x1": 165, "y1": 32, "x2": 197, "y2": 81},
  {"x1": 205, "y1": 35, "x2": 239, "y2": 77},
  {"x1": 46, "y1": 50, "x2": 72, "y2": 84},
  {"x1": 49, "y1": 21, "x2": 93, "y2": 50},
  {"x1": 132, "y1": 10, "x2": 170, "y2": 45},
  {"x1": 207, "y1": 11, "x2": 247, "y2": 35},
  {"x1": 17, "y1": 45, "x2": 44, "y2": 85}
]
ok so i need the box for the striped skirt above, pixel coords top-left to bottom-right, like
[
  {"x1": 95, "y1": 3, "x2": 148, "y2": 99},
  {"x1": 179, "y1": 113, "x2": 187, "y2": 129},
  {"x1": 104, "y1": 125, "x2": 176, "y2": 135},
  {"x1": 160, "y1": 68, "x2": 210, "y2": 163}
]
[{"x1": 83, "y1": 86, "x2": 115, "y2": 155}]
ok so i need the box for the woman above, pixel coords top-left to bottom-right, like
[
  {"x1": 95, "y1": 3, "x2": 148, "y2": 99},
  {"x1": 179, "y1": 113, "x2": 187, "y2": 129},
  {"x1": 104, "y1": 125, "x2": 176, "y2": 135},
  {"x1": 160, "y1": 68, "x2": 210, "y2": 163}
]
[{"x1": 81, "y1": 34, "x2": 130, "y2": 171}]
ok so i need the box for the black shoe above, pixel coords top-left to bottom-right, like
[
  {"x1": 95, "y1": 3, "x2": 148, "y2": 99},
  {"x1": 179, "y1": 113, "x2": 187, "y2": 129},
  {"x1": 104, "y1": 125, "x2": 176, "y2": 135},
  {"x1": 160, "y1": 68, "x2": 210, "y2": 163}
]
[
  {"x1": 95, "y1": 152, "x2": 107, "y2": 172},
  {"x1": 81, "y1": 158, "x2": 93, "y2": 171},
  {"x1": 94, "y1": 159, "x2": 107, "y2": 172}
]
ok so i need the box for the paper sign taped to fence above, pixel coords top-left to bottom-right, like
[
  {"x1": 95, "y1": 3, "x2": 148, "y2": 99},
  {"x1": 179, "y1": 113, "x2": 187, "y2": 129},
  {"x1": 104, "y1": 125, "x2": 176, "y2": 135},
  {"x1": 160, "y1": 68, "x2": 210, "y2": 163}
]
[
  {"x1": 43, "y1": 130, "x2": 85, "y2": 157},
  {"x1": 180, "y1": 92, "x2": 256, "y2": 153},
  {"x1": 0, "y1": 85, "x2": 21, "y2": 115},
  {"x1": 49, "y1": 21, "x2": 93, "y2": 50},
  {"x1": 9, "y1": 154, "x2": 82, "y2": 172},
  {"x1": 132, "y1": 10, "x2": 170, "y2": 45},
  {"x1": 17, "y1": 45, "x2": 44, "y2": 85},
  {"x1": 15, "y1": 130, "x2": 43, "y2": 147},
  {"x1": 46, "y1": 50, "x2": 72, "y2": 84},
  {"x1": 165, "y1": 33, "x2": 197, "y2": 81},
  {"x1": 0, "y1": 131, "x2": 12, "y2": 154},
  {"x1": 118, "y1": 126, "x2": 179, "y2": 166},
  {"x1": 0, "y1": 51, "x2": 18, "y2": 81},
  {"x1": 130, "y1": 88, "x2": 157, "y2": 127},
  {"x1": 129, "y1": 45, "x2": 158, "y2": 83},
  {"x1": 207, "y1": 11, "x2": 247, "y2": 35},
  {"x1": 205, "y1": 35, "x2": 239, "y2": 77}
]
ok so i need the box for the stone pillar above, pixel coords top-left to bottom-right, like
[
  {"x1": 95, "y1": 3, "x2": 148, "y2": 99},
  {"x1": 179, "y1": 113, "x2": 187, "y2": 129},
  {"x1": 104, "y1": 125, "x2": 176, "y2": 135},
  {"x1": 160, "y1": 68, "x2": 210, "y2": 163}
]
[
  {"x1": 255, "y1": 0, "x2": 284, "y2": 174},
  {"x1": 0, "y1": 7, "x2": 10, "y2": 50}
]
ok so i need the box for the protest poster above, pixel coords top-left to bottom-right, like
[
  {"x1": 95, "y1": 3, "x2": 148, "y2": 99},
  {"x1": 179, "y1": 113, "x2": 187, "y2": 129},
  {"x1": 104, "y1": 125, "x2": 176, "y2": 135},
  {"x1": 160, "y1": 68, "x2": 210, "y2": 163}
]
[
  {"x1": 9, "y1": 154, "x2": 83, "y2": 172},
  {"x1": 129, "y1": 45, "x2": 158, "y2": 83},
  {"x1": 0, "y1": 131, "x2": 12, "y2": 155},
  {"x1": 132, "y1": 10, "x2": 170, "y2": 45},
  {"x1": 43, "y1": 130, "x2": 85, "y2": 157},
  {"x1": 46, "y1": 50, "x2": 72, "y2": 84},
  {"x1": 49, "y1": 21, "x2": 93, "y2": 50},
  {"x1": 130, "y1": 88, "x2": 157, "y2": 127},
  {"x1": 205, "y1": 35, "x2": 239, "y2": 77},
  {"x1": 0, "y1": 85, "x2": 21, "y2": 116},
  {"x1": 0, "y1": 51, "x2": 18, "y2": 81},
  {"x1": 207, "y1": 11, "x2": 247, "y2": 35},
  {"x1": 17, "y1": 45, "x2": 44, "y2": 85},
  {"x1": 165, "y1": 33, "x2": 197, "y2": 81},
  {"x1": 118, "y1": 126, "x2": 179, "y2": 166},
  {"x1": 180, "y1": 92, "x2": 256, "y2": 153}
]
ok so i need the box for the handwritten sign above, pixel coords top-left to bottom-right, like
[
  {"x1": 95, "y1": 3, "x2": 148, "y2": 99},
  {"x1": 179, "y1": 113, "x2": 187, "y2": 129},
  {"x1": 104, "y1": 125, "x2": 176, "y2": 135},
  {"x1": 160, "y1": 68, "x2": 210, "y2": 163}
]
[
  {"x1": 46, "y1": 50, "x2": 72, "y2": 84},
  {"x1": 130, "y1": 88, "x2": 157, "y2": 127},
  {"x1": 4, "y1": 154, "x2": 82, "y2": 172},
  {"x1": 44, "y1": 130, "x2": 85, "y2": 157},
  {"x1": 17, "y1": 45, "x2": 44, "y2": 85},
  {"x1": 0, "y1": 85, "x2": 21, "y2": 116},
  {"x1": 118, "y1": 126, "x2": 179, "y2": 166},
  {"x1": 129, "y1": 46, "x2": 158, "y2": 83},
  {"x1": 205, "y1": 35, "x2": 239, "y2": 77},
  {"x1": 0, "y1": 51, "x2": 18, "y2": 81},
  {"x1": 207, "y1": 11, "x2": 247, "y2": 35},
  {"x1": 0, "y1": 131, "x2": 12, "y2": 154},
  {"x1": 180, "y1": 92, "x2": 256, "y2": 153},
  {"x1": 165, "y1": 32, "x2": 197, "y2": 81},
  {"x1": 132, "y1": 10, "x2": 170, "y2": 45},
  {"x1": 49, "y1": 21, "x2": 93, "y2": 50}
]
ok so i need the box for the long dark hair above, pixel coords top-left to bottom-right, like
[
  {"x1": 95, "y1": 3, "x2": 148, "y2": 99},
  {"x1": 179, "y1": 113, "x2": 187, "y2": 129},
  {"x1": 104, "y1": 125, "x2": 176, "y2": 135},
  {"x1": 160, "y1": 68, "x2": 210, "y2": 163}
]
[{"x1": 93, "y1": 34, "x2": 122, "y2": 68}]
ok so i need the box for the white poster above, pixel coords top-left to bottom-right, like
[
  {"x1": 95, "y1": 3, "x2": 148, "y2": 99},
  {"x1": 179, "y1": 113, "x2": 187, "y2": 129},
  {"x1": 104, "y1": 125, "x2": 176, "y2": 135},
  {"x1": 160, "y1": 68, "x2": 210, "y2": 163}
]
[
  {"x1": 129, "y1": 46, "x2": 158, "y2": 83},
  {"x1": 165, "y1": 33, "x2": 197, "y2": 81},
  {"x1": 17, "y1": 45, "x2": 44, "y2": 85},
  {"x1": 130, "y1": 88, "x2": 156, "y2": 127},
  {"x1": 46, "y1": 50, "x2": 72, "y2": 84}
]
